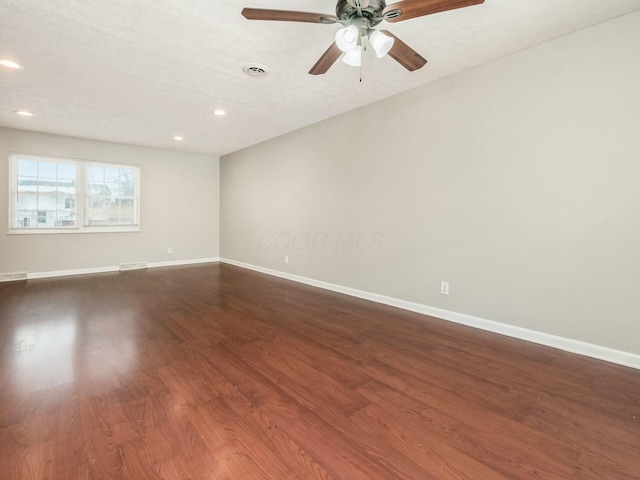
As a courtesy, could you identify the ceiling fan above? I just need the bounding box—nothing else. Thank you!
[242,0,485,75]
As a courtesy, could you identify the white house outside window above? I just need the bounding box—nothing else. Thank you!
[86,164,138,227]
[9,154,140,233]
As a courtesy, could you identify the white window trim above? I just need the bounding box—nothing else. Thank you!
[8,153,141,235]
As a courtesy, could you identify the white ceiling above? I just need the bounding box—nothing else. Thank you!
[1,0,639,157]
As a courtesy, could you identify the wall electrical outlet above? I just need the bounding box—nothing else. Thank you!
[167,247,173,254]
[440,281,449,296]
[285,255,289,264]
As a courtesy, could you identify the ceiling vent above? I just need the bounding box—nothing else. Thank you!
[0,272,28,282]
[242,63,270,77]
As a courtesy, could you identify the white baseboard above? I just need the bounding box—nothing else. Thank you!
[28,265,120,279]
[220,257,640,371]
[148,257,220,269]
[25,257,220,280]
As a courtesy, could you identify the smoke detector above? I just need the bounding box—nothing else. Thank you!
[242,63,270,77]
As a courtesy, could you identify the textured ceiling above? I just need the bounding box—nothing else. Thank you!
[1,0,639,156]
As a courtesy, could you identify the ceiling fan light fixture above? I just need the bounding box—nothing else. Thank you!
[369,30,394,58]
[342,48,362,67]
[335,25,359,53]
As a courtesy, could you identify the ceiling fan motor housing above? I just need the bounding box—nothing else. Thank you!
[336,0,386,26]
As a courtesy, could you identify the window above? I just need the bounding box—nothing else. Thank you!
[13,156,77,229]
[9,154,140,233]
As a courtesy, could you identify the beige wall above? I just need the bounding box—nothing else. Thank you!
[0,127,219,273]
[221,11,640,355]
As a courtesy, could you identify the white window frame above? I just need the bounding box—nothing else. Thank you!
[8,153,141,234]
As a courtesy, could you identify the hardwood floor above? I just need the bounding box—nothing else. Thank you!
[0,263,638,479]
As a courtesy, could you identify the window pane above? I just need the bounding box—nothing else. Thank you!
[115,198,135,224]
[18,176,38,193]
[57,178,75,194]
[85,208,107,225]
[86,197,136,226]
[55,210,76,227]
[55,196,76,226]
[16,194,36,227]
[88,166,105,184]
[57,163,75,180]
[38,161,57,180]
[17,159,38,177]
[17,194,37,211]
[16,213,36,228]
[36,196,56,228]
[104,167,119,185]
[119,170,136,196]
[37,179,60,194]
[86,164,137,227]
[13,157,77,229]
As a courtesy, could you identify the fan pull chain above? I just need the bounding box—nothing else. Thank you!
[360,44,365,83]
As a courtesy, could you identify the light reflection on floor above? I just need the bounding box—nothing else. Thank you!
[12,318,77,393]
[10,314,139,395]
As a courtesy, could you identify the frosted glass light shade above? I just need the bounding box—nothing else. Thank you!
[342,48,362,67]
[335,25,359,53]
[369,30,394,58]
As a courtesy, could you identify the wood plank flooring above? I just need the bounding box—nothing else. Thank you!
[0,263,638,479]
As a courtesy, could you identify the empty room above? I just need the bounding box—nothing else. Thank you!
[1,0,639,478]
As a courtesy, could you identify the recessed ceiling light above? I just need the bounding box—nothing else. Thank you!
[174,136,184,141]
[214,109,226,116]
[15,110,33,117]
[0,59,24,70]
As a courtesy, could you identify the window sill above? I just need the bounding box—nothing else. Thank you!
[7,226,141,235]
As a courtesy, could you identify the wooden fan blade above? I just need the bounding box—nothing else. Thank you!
[309,43,342,75]
[383,0,484,23]
[381,31,427,71]
[242,8,337,24]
